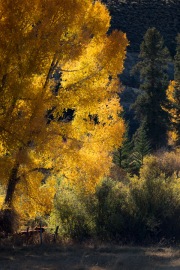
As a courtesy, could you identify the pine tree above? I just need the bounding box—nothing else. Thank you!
[173,34,180,145]
[113,123,133,170]
[130,123,151,173]
[165,34,180,146]
[131,27,170,150]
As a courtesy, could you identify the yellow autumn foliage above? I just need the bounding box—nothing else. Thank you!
[164,80,180,146]
[0,0,128,220]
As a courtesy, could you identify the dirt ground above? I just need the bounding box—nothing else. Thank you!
[0,244,180,270]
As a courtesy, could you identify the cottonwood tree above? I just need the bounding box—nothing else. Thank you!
[0,0,128,232]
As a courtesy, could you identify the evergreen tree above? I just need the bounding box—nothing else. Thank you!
[113,123,133,170]
[131,27,170,150]
[130,123,151,173]
[165,34,180,146]
[174,34,180,82]
[173,34,180,145]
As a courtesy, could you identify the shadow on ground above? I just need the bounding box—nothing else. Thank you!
[0,245,180,270]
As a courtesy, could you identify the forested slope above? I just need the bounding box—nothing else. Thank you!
[102,0,180,54]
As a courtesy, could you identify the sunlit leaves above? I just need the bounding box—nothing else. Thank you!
[164,80,180,146]
[0,0,128,219]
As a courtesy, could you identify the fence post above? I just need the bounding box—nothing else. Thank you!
[26,226,29,245]
[54,226,59,243]
[40,221,43,245]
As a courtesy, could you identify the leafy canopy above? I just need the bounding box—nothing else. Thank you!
[0,0,128,219]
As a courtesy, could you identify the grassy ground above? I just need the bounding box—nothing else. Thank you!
[0,244,180,270]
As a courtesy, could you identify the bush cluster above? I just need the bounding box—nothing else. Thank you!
[49,150,180,244]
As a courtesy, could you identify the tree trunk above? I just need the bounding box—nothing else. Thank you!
[0,163,20,234]
[4,163,20,207]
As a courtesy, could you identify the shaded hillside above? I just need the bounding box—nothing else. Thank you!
[101,1,178,135]
[103,0,180,54]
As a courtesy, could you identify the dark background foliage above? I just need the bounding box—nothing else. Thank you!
[102,0,179,55]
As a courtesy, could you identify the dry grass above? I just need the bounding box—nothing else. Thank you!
[0,243,180,270]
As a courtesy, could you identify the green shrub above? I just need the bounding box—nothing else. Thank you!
[48,151,180,243]
[49,186,95,241]
[129,154,180,241]
[94,178,132,241]
[94,152,180,243]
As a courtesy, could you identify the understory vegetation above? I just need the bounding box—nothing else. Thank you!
[48,150,180,244]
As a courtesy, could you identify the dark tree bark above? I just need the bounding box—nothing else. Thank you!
[0,163,20,234]
[4,163,20,207]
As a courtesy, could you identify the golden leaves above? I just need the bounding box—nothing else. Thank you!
[164,80,180,145]
[0,0,128,214]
